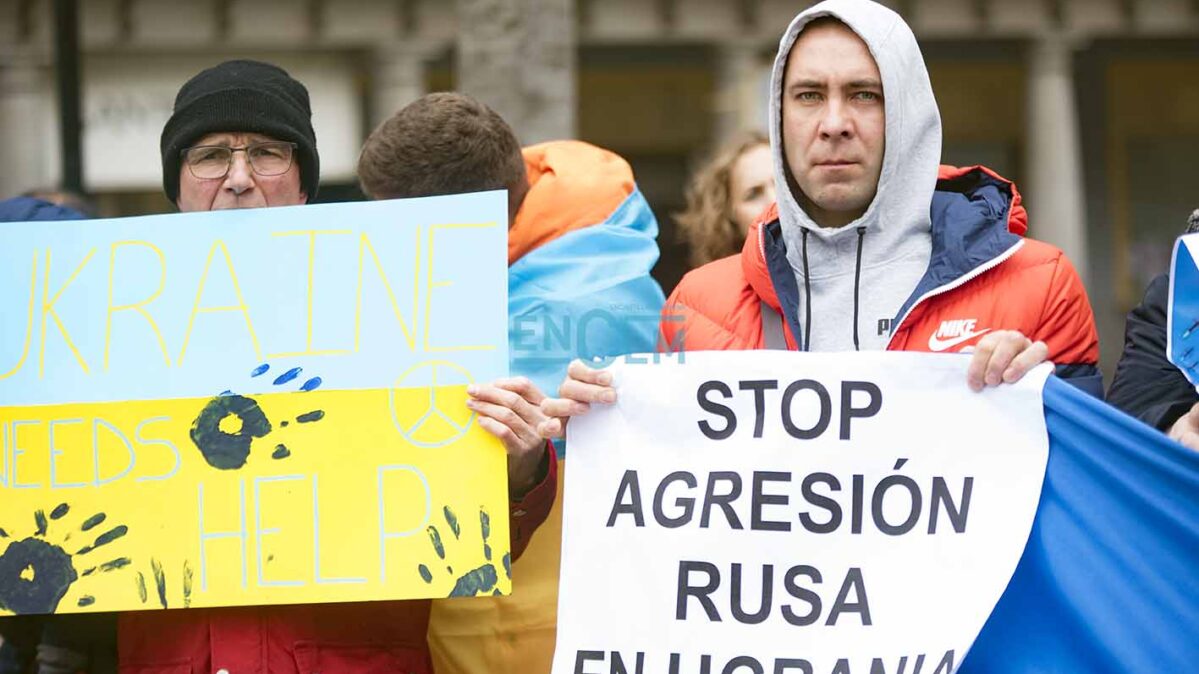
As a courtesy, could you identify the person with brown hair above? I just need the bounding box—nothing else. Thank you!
[357,93,664,403]
[359,91,665,674]
[358,92,528,221]
[675,130,774,266]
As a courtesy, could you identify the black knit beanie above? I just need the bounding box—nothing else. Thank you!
[161,59,319,202]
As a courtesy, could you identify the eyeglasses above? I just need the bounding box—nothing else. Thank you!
[182,141,297,180]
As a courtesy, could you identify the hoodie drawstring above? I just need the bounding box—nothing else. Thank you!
[801,228,812,352]
[800,226,867,352]
[853,226,866,351]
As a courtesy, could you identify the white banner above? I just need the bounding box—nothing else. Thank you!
[554,351,1051,674]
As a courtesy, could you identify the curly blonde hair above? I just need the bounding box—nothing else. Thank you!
[675,131,770,267]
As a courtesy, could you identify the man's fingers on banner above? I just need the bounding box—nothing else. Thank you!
[538,393,595,439]
[466,398,524,431]
[467,398,543,449]
[495,376,546,405]
[567,359,613,386]
[537,416,566,439]
[476,415,539,452]
[559,379,616,404]
[983,332,1027,387]
[1003,341,1050,384]
[969,330,1036,390]
[1177,433,1199,452]
[1171,423,1199,451]
[540,397,589,418]
[467,383,546,429]
[1169,402,1199,451]
[966,337,997,391]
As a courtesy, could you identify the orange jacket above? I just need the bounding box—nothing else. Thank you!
[507,140,637,264]
[662,165,1101,393]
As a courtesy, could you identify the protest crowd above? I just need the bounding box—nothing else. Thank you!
[0,0,1196,673]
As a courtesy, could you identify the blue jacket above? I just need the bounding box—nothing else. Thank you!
[0,197,86,222]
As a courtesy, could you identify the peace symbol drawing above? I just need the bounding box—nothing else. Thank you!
[389,360,476,448]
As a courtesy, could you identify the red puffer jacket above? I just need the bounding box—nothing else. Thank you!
[661,165,1101,394]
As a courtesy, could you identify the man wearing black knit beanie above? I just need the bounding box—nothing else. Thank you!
[159,59,319,211]
[122,60,444,674]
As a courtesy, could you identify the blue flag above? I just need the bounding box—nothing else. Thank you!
[964,376,1199,672]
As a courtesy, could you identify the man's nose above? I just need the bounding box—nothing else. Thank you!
[223,152,255,195]
[818,100,854,139]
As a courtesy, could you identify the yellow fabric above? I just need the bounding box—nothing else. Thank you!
[428,461,566,674]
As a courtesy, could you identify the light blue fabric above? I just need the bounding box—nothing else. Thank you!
[508,187,665,456]
[963,376,1199,672]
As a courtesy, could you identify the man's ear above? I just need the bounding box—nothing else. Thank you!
[299,191,309,205]
[507,175,530,228]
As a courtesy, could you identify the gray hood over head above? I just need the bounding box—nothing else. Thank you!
[768,0,942,351]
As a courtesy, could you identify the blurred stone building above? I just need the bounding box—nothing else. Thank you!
[2,0,1198,379]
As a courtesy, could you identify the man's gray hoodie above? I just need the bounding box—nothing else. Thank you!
[770,0,941,351]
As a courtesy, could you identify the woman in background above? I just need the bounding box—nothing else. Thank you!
[675,130,774,267]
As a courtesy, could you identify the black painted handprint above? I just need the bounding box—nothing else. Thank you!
[417,506,511,597]
[133,557,193,609]
[190,363,325,469]
[0,504,129,614]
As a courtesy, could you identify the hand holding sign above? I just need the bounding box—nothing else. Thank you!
[465,377,551,497]
[538,360,616,439]
[964,330,1050,392]
[1168,402,1199,451]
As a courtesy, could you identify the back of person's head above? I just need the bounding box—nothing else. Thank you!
[0,196,87,222]
[675,131,770,267]
[357,92,527,213]
[160,59,320,203]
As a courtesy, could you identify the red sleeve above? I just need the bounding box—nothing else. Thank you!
[508,440,558,561]
[1036,250,1100,367]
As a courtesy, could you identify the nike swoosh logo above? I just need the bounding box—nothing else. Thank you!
[927,328,991,352]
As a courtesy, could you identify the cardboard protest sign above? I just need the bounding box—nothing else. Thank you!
[555,351,1050,674]
[1168,233,1199,387]
[0,193,510,615]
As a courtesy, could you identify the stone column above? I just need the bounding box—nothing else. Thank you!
[1025,36,1088,282]
[368,45,430,132]
[713,42,768,146]
[455,0,575,144]
[0,49,55,197]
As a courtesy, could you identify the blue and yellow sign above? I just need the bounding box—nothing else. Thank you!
[0,193,510,614]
